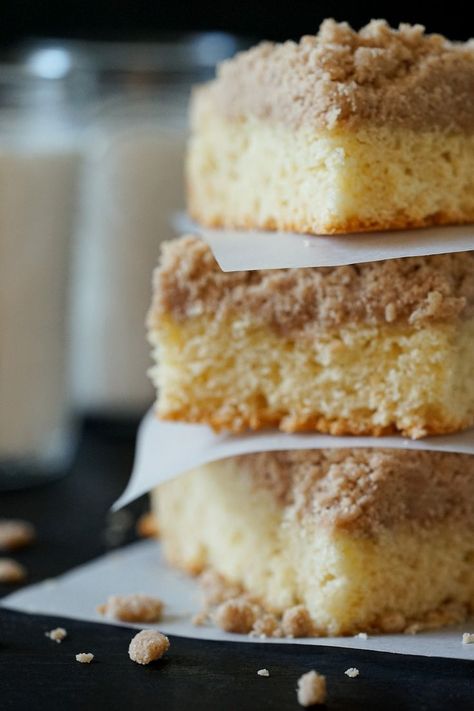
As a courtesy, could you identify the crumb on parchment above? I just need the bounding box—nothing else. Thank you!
[462,632,474,644]
[97,594,164,623]
[214,598,258,634]
[297,671,327,707]
[281,605,313,638]
[128,630,170,665]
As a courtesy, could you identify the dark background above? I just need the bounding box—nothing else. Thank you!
[1,1,471,49]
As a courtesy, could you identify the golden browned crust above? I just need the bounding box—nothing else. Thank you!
[198,19,474,133]
[150,236,474,335]
[188,193,474,236]
[155,405,469,440]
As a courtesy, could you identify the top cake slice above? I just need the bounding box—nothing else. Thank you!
[187,19,474,235]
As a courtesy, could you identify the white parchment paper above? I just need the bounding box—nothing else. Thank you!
[2,539,473,660]
[172,213,474,272]
[114,410,474,510]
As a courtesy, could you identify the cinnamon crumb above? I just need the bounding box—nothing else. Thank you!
[0,519,36,551]
[97,594,163,623]
[75,652,94,664]
[297,671,327,707]
[281,605,313,638]
[257,669,270,677]
[214,598,257,634]
[128,630,170,665]
[46,627,67,643]
[0,558,27,584]
[345,667,360,678]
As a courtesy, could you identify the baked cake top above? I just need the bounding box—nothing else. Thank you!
[195,19,474,132]
[150,236,474,334]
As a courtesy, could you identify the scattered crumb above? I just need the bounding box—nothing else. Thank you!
[355,632,368,640]
[281,605,313,638]
[0,558,27,584]
[0,519,36,551]
[297,671,327,707]
[128,630,170,665]
[345,667,359,678]
[462,632,474,644]
[97,594,163,623]
[136,512,159,538]
[251,613,282,638]
[198,569,243,607]
[46,627,67,643]
[75,652,94,664]
[214,598,257,634]
[257,668,270,677]
[192,610,208,627]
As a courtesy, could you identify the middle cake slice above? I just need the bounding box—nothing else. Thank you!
[148,235,474,439]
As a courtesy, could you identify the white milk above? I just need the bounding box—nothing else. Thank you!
[71,122,186,413]
[0,139,80,466]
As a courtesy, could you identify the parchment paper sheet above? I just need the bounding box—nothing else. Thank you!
[114,410,474,510]
[173,213,474,272]
[2,540,473,660]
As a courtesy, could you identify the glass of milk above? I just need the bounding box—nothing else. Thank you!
[68,35,246,417]
[0,60,82,488]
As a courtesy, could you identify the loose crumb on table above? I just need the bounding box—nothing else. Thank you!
[75,652,94,664]
[297,670,327,707]
[0,558,27,584]
[0,519,36,551]
[345,667,360,678]
[257,668,270,677]
[46,627,67,643]
[128,630,170,665]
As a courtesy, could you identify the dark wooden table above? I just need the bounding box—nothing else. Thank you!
[1,420,473,710]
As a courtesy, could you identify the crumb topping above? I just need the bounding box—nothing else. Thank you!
[0,519,36,551]
[0,558,27,584]
[75,652,94,664]
[128,630,170,665]
[151,236,474,336]
[196,19,474,132]
[236,448,474,534]
[46,628,67,643]
[297,670,327,707]
[97,594,164,623]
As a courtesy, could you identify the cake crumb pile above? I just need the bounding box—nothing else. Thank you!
[128,630,170,665]
[297,671,327,707]
[0,519,36,551]
[75,653,94,664]
[97,593,164,623]
[0,558,27,584]
[46,627,67,643]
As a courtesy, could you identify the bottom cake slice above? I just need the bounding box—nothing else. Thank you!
[152,449,474,636]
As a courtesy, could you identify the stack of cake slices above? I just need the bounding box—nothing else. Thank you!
[146,20,474,636]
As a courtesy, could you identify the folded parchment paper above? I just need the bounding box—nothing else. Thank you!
[2,540,473,660]
[114,410,474,510]
[172,213,474,272]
